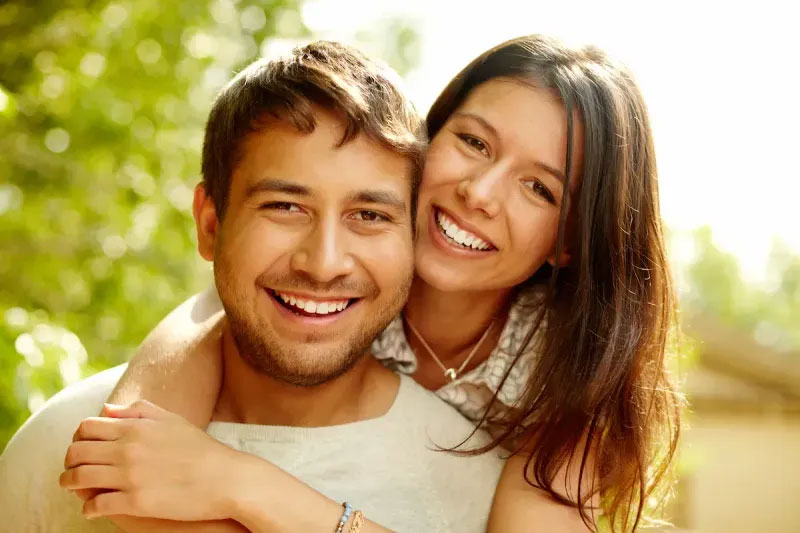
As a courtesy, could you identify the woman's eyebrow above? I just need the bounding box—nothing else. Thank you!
[453,112,566,182]
[536,162,566,184]
[451,111,499,138]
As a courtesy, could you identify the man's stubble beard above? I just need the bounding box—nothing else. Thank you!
[214,255,412,387]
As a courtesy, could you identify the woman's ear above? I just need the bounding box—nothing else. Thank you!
[548,203,579,268]
[193,183,218,261]
[546,248,572,268]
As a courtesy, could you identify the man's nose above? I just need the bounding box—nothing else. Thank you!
[289,218,355,283]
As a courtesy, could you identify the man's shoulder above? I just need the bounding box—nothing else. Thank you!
[394,375,500,452]
[6,364,126,449]
[391,376,504,530]
[396,375,473,425]
[0,364,126,532]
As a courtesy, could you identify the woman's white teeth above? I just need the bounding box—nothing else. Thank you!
[436,211,491,250]
[277,292,349,315]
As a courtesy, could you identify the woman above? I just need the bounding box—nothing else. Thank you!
[67,35,680,532]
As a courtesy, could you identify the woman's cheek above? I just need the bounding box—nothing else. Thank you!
[509,214,559,274]
[421,143,463,189]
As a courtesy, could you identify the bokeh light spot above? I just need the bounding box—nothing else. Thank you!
[136,39,163,64]
[240,6,267,32]
[79,52,107,77]
[44,128,70,153]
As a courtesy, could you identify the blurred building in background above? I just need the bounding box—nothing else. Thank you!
[672,313,800,532]
[1,1,797,531]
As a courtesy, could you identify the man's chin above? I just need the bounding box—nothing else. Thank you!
[232,326,368,386]
[248,351,366,387]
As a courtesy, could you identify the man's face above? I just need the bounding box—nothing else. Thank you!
[195,107,415,386]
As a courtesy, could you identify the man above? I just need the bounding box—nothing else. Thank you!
[0,42,503,531]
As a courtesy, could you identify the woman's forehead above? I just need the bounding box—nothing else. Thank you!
[453,78,584,186]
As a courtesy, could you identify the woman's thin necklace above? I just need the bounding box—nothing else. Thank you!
[404,315,495,382]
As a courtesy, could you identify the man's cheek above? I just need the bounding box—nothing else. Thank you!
[363,242,413,288]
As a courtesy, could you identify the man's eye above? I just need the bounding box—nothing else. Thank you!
[457,134,490,157]
[351,210,388,223]
[261,202,302,213]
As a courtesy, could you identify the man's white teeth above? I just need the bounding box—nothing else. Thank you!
[277,292,349,315]
[436,211,492,251]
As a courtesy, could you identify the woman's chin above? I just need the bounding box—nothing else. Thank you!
[413,256,480,293]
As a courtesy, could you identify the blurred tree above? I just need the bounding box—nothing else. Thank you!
[0,0,420,449]
[682,227,800,353]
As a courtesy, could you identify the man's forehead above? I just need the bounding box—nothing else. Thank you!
[233,119,413,202]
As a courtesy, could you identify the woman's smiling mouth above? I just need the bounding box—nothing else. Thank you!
[432,207,497,252]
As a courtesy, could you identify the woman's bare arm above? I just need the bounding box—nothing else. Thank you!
[108,287,224,427]
[488,445,598,533]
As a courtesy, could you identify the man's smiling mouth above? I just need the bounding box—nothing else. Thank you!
[269,290,357,318]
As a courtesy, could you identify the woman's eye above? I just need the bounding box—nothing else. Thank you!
[261,202,302,213]
[457,134,490,157]
[351,210,388,223]
[524,180,556,204]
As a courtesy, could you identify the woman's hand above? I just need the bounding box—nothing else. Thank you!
[60,400,392,532]
[59,400,251,522]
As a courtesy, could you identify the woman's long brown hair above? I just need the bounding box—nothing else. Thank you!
[428,36,682,531]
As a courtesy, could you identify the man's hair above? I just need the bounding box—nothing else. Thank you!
[202,41,428,219]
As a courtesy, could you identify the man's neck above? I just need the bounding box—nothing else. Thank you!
[213,325,399,427]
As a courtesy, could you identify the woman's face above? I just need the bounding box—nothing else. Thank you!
[414,78,584,292]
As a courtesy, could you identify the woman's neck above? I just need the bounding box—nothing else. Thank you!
[403,276,512,365]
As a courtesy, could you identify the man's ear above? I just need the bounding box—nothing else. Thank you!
[193,183,218,261]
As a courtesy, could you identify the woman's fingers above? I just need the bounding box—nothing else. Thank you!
[103,399,173,421]
[64,440,118,469]
[82,490,130,518]
[73,488,103,503]
[72,417,124,442]
[59,465,125,491]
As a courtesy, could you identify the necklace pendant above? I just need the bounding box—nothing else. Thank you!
[444,368,457,381]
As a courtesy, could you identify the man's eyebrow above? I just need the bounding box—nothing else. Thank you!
[348,190,407,211]
[245,178,311,197]
[451,111,499,138]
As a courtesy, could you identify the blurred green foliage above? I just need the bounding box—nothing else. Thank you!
[0,0,420,449]
[682,227,800,353]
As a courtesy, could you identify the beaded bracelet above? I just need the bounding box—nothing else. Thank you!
[335,502,353,533]
[348,510,364,533]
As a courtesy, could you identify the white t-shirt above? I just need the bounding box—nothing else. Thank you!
[0,364,504,532]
